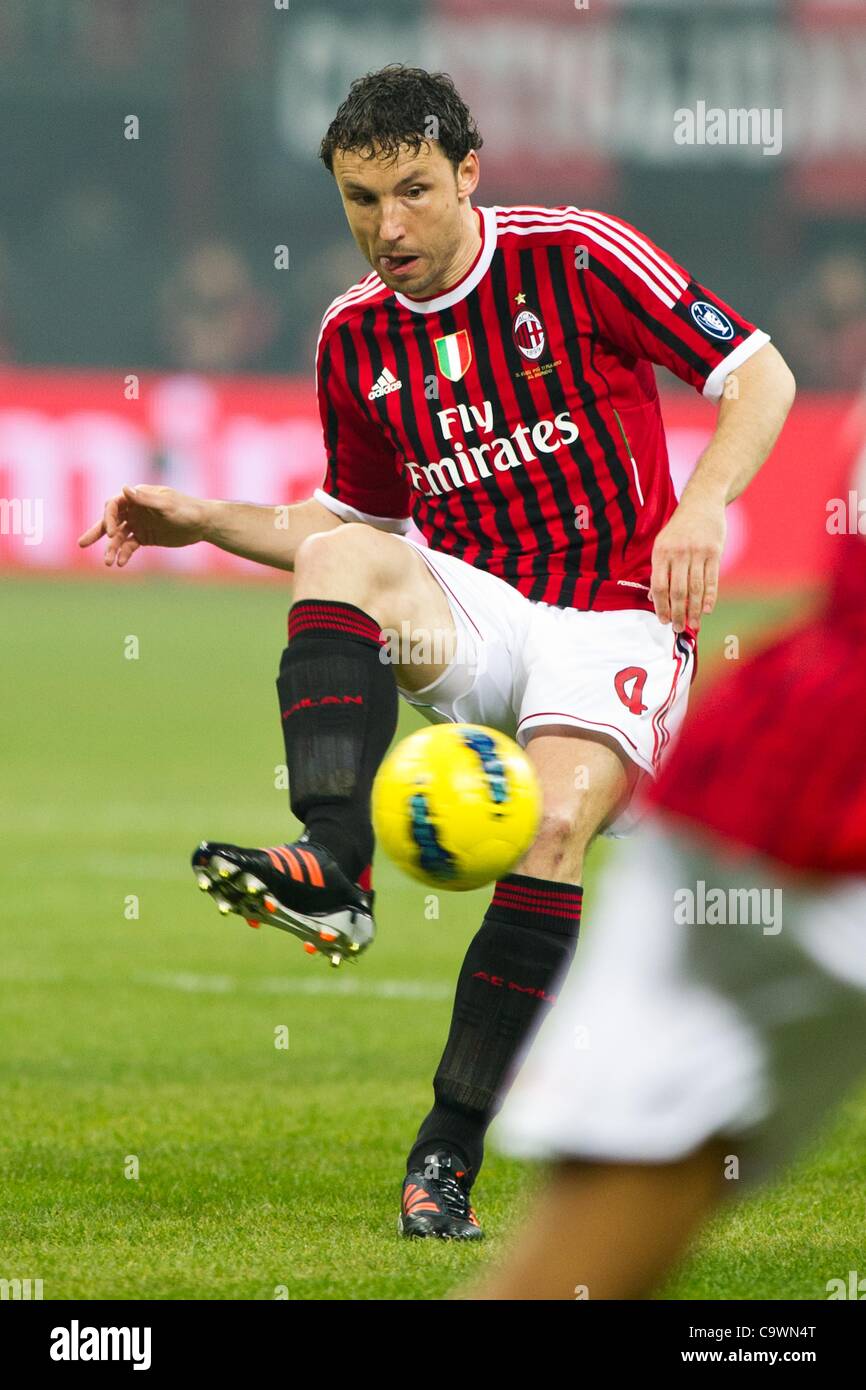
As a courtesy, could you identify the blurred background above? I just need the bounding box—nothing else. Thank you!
[0,0,864,375]
[0,0,864,585]
[2,0,866,1301]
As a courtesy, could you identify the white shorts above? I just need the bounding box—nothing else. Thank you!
[492,821,866,1190]
[393,536,695,795]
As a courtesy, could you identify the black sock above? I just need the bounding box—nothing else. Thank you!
[407,873,583,1182]
[276,598,397,882]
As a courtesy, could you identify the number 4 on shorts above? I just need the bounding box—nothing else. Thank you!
[615,666,648,715]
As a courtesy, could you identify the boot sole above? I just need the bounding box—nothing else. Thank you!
[194,851,375,967]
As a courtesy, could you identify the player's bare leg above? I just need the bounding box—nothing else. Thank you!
[193,521,458,962]
[292,521,458,692]
[401,727,641,1239]
[463,1140,729,1300]
[516,727,642,883]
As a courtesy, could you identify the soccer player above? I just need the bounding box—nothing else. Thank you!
[469,498,866,1297]
[79,64,795,1240]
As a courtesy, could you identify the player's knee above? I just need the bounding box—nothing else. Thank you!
[292,523,449,641]
[294,522,390,604]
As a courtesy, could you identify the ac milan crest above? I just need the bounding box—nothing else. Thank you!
[512,308,546,361]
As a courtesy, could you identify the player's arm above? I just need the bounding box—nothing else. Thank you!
[78,489,343,572]
[79,317,412,570]
[574,208,795,632]
[204,494,344,568]
[80,316,410,571]
[652,341,795,631]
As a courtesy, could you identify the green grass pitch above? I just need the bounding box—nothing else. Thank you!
[2,572,864,1300]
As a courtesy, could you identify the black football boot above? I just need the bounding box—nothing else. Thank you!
[398,1151,484,1240]
[191,832,374,967]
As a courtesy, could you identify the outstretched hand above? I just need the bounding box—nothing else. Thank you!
[77,484,208,568]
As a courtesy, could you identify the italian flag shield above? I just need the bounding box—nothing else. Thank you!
[434,330,472,382]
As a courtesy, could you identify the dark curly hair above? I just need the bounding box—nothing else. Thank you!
[319,63,482,176]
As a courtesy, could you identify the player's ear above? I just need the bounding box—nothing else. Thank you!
[457,150,480,197]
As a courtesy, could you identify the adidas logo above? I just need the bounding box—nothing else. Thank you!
[368,367,403,400]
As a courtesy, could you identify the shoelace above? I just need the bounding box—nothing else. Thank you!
[435,1172,471,1220]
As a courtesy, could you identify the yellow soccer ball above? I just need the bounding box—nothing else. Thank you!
[372,723,542,891]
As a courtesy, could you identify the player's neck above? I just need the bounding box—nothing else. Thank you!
[427,203,482,297]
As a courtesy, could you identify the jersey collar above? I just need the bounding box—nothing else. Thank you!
[393,205,497,315]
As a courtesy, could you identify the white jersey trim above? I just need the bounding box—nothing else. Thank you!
[569,211,688,298]
[318,271,381,340]
[499,212,679,310]
[702,329,771,403]
[314,274,385,377]
[498,205,688,306]
[313,278,388,402]
[313,487,412,534]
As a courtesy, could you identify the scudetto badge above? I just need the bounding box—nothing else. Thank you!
[434,330,473,381]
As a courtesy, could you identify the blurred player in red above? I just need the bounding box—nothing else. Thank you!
[471,445,866,1298]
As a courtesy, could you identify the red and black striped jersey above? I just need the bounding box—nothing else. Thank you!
[647,533,866,874]
[314,204,768,613]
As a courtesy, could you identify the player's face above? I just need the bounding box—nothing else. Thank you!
[333,141,479,296]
